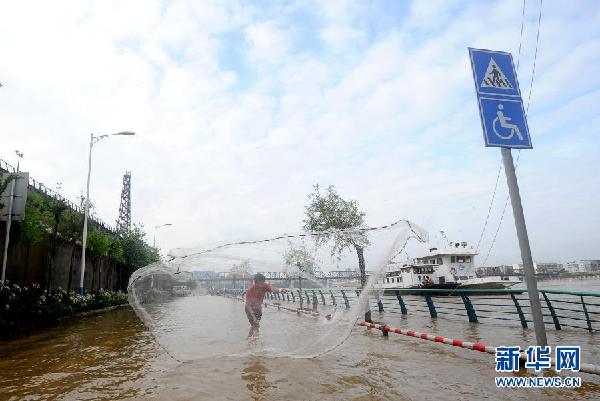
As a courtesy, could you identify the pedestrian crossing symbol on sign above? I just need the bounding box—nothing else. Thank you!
[469,48,521,98]
[481,58,513,89]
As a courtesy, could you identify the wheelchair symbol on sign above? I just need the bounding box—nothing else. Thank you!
[493,104,523,140]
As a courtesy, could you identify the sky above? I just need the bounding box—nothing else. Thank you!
[0,0,599,268]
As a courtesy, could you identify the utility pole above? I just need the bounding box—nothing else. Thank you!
[501,148,547,346]
[1,151,23,284]
[297,262,303,310]
[79,131,135,295]
[469,48,547,346]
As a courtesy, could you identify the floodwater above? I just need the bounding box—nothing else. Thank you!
[1,279,600,401]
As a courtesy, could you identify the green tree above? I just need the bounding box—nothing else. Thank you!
[303,184,370,287]
[41,196,68,290]
[230,260,252,276]
[58,209,84,292]
[87,229,111,292]
[19,205,45,283]
[119,224,160,289]
[230,260,252,289]
[283,242,321,277]
[109,238,125,263]
[0,173,18,210]
[105,236,124,290]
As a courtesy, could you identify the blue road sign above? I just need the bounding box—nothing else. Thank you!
[469,47,532,149]
[478,97,532,148]
[469,48,521,98]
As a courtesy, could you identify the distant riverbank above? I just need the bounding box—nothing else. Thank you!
[516,276,600,292]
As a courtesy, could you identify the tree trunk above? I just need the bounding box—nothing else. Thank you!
[90,258,96,293]
[24,243,31,284]
[98,258,102,291]
[355,245,366,288]
[46,221,59,291]
[107,263,112,291]
[67,245,76,292]
[355,245,371,323]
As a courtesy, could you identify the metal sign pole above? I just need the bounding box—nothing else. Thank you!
[469,47,545,346]
[501,147,547,347]
[1,179,15,284]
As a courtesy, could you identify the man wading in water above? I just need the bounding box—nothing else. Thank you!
[245,273,287,338]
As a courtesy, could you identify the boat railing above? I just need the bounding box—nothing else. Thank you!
[220,287,600,333]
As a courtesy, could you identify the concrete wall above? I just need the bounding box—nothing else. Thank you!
[0,223,126,292]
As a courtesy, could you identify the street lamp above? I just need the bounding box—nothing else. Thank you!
[79,131,135,295]
[15,150,23,172]
[153,223,173,247]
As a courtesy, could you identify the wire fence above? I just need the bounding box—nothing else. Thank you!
[0,157,117,234]
[221,287,600,334]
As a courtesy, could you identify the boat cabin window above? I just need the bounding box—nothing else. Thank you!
[451,256,456,263]
[386,278,390,283]
[429,259,435,264]
[437,258,442,265]
[466,256,471,263]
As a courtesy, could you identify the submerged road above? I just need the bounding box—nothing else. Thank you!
[2,280,600,400]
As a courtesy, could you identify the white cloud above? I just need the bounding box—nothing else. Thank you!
[245,20,291,66]
[0,0,599,268]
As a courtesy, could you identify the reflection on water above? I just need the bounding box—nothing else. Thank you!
[0,308,175,401]
[0,279,599,401]
[526,278,600,292]
[241,358,272,400]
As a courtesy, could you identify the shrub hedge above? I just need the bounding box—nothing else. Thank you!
[0,281,128,339]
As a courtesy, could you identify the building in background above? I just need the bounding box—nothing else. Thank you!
[511,263,532,274]
[477,265,514,276]
[192,271,218,280]
[536,262,563,275]
[511,262,563,275]
[566,260,600,273]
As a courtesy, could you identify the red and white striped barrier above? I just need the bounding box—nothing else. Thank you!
[359,320,495,354]
[225,293,321,317]
[224,293,600,376]
[265,301,321,317]
[359,321,600,376]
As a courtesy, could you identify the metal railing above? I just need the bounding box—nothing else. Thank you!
[1,157,117,234]
[220,287,600,333]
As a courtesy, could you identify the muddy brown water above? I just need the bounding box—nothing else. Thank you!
[1,279,600,400]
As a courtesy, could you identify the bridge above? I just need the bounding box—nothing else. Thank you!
[193,270,363,283]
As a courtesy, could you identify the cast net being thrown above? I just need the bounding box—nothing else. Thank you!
[128,219,428,361]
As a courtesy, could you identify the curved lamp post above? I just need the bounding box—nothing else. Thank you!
[153,223,173,247]
[79,132,135,295]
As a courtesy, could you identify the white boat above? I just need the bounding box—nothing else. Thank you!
[172,285,193,296]
[374,242,520,291]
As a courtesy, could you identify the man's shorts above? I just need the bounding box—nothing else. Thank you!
[245,306,262,328]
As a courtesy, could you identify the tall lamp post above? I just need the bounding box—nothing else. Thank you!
[79,132,135,295]
[153,223,173,247]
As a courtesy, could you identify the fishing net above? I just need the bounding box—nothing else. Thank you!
[128,219,428,361]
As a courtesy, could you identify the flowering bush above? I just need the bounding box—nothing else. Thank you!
[0,282,128,339]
